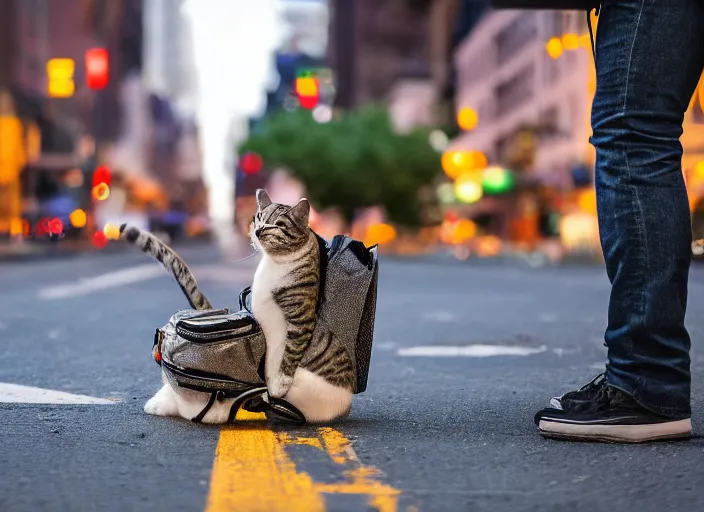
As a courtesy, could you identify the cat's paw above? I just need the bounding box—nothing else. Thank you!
[144,386,179,417]
[267,373,294,399]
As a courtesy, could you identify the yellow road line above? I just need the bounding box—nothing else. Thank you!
[205,410,402,512]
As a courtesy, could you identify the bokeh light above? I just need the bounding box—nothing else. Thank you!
[546,37,563,59]
[240,152,263,175]
[69,209,87,228]
[428,130,449,152]
[481,166,515,194]
[92,183,110,201]
[47,218,64,236]
[577,189,597,215]
[441,150,487,180]
[437,182,456,204]
[562,33,579,51]
[560,213,599,252]
[92,231,108,249]
[454,174,483,204]
[452,219,477,244]
[457,107,478,131]
[313,104,333,123]
[103,223,121,240]
[35,218,49,237]
[475,236,502,257]
[695,160,704,178]
[579,34,591,49]
[364,223,397,247]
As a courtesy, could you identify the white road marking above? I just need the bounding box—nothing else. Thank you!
[397,344,548,357]
[36,262,257,300]
[0,383,116,404]
[37,264,166,300]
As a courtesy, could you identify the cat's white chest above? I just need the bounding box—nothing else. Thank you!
[251,254,290,381]
[252,255,288,307]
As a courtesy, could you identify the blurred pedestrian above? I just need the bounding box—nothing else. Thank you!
[535,1,704,443]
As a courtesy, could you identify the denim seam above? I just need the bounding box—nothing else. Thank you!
[621,0,650,333]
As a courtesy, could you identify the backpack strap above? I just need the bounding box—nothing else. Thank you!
[226,387,269,423]
[191,391,222,423]
[190,386,268,424]
[266,396,306,425]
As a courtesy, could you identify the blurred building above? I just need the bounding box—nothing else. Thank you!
[279,0,329,58]
[449,8,704,253]
[141,0,201,191]
[0,0,142,202]
[327,0,431,110]
[450,9,594,181]
[451,8,704,183]
[142,0,195,112]
[326,0,491,131]
[0,0,143,147]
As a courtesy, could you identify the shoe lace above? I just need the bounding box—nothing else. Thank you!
[578,372,605,392]
[593,383,613,404]
[565,380,614,414]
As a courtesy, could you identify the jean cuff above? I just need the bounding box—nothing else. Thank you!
[605,371,691,420]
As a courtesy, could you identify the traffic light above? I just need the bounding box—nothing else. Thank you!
[240,152,263,175]
[92,165,111,201]
[85,48,109,90]
[295,71,319,110]
[47,58,75,98]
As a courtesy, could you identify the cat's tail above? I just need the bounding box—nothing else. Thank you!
[119,224,214,310]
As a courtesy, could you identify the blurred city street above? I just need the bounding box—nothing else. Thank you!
[3,247,704,512]
[2,0,704,510]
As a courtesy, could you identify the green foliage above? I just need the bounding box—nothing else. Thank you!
[239,106,442,227]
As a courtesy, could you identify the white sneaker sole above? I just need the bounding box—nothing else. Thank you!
[538,418,692,443]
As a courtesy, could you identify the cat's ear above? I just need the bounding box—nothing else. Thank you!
[256,189,272,209]
[289,198,310,224]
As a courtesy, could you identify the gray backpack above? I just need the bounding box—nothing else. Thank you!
[152,234,379,424]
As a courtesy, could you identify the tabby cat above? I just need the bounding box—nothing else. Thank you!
[250,189,354,422]
[120,190,355,423]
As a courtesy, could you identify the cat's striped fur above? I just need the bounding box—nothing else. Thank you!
[251,189,355,422]
[118,223,213,310]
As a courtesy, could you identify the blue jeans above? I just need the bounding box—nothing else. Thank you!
[592,0,704,418]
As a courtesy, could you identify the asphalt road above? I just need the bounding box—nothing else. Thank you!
[3,244,704,512]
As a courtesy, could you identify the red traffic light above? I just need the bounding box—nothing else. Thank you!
[299,95,319,109]
[85,48,109,90]
[92,165,111,187]
[240,152,263,175]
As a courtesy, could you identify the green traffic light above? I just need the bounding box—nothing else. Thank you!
[481,166,515,194]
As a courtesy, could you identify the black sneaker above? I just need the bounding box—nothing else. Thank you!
[548,372,606,409]
[535,386,692,443]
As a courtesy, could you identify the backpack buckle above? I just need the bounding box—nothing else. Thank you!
[153,328,165,365]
